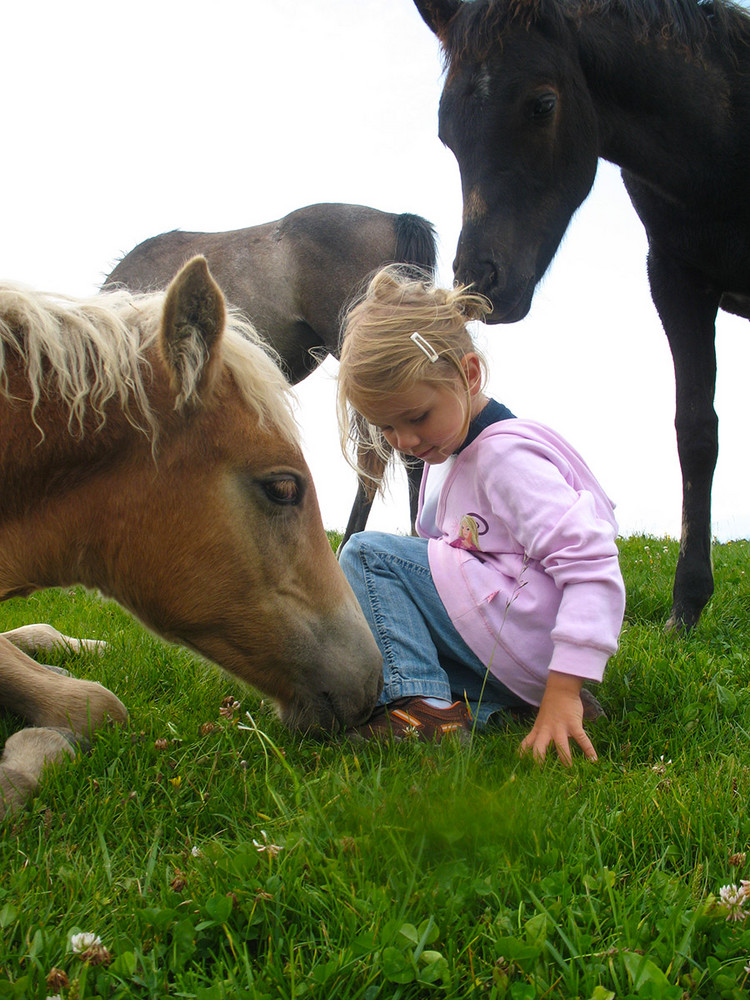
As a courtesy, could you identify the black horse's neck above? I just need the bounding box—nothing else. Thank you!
[574,12,743,201]
[537,0,749,215]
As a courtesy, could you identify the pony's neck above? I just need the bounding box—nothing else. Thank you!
[576,18,737,200]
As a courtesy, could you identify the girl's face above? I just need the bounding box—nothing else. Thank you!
[361,354,486,465]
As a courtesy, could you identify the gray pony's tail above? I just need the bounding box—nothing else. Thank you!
[394,213,438,280]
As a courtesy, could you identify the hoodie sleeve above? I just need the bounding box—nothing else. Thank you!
[484,436,626,682]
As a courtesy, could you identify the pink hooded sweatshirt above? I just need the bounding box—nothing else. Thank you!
[417,419,626,706]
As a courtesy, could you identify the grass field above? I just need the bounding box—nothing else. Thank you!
[1,534,749,999]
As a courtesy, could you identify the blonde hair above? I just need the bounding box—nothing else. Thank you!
[337,265,491,485]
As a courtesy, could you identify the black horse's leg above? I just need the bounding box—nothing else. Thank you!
[338,415,382,554]
[647,250,720,630]
[339,480,375,554]
[404,456,424,535]
[338,456,423,555]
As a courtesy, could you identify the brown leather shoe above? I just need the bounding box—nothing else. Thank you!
[346,697,472,744]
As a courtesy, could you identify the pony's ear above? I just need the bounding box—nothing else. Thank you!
[160,256,226,409]
[413,0,461,38]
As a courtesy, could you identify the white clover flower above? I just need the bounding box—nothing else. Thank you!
[719,883,749,922]
[253,830,283,858]
[191,845,201,857]
[70,931,102,953]
[651,755,673,775]
[219,697,241,719]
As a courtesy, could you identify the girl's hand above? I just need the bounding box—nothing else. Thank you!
[519,671,597,765]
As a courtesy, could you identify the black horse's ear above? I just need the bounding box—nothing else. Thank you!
[414,0,462,37]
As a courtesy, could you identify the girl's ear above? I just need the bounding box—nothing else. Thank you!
[461,352,484,396]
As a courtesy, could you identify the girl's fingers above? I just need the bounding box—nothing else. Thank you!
[574,731,598,761]
[555,739,573,766]
[520,727,598,765]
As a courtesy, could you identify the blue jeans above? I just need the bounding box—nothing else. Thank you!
[339,532,529,726]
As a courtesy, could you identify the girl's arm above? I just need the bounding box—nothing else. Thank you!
[483,436,624,764]
[519,670,597,765]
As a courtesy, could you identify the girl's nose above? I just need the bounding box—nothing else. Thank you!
[387,427,420,453]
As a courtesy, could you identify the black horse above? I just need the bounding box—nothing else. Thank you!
[413,0,750,629]
[106,202,437,545]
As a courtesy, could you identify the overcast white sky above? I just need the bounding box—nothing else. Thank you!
[3,0,748,541]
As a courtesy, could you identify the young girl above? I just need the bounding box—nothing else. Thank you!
[337,267,626,765]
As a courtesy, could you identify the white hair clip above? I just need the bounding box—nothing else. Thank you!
[410,331,439,362]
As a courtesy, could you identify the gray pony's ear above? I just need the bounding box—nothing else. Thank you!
[413,0,462,37]
[160,256,226,409]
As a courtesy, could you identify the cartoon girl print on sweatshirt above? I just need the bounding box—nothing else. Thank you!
[449,513,489,551]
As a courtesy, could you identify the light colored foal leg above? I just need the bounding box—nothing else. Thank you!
[0,635,127,737]
[2,623,108,658]
[0,728,77,821]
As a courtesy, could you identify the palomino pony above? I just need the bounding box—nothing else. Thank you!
[0,256,382,818]
[413,0,750,629]
[105,202,438,544]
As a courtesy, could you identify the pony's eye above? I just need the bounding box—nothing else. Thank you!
[262,476,301,506]
[531,92,557,120]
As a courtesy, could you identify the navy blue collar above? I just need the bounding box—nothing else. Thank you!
[457,397,515,453]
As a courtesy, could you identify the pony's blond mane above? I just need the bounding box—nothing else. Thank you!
[0,282,298,444]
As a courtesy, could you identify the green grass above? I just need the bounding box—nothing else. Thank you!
[1,535,750,999]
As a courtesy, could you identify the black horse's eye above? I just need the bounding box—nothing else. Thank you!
[262,475,301,506]
[531,92,557,120]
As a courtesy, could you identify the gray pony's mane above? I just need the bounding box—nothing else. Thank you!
[0,282,298,443]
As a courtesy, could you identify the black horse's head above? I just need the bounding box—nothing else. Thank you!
[414,0,599,322]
